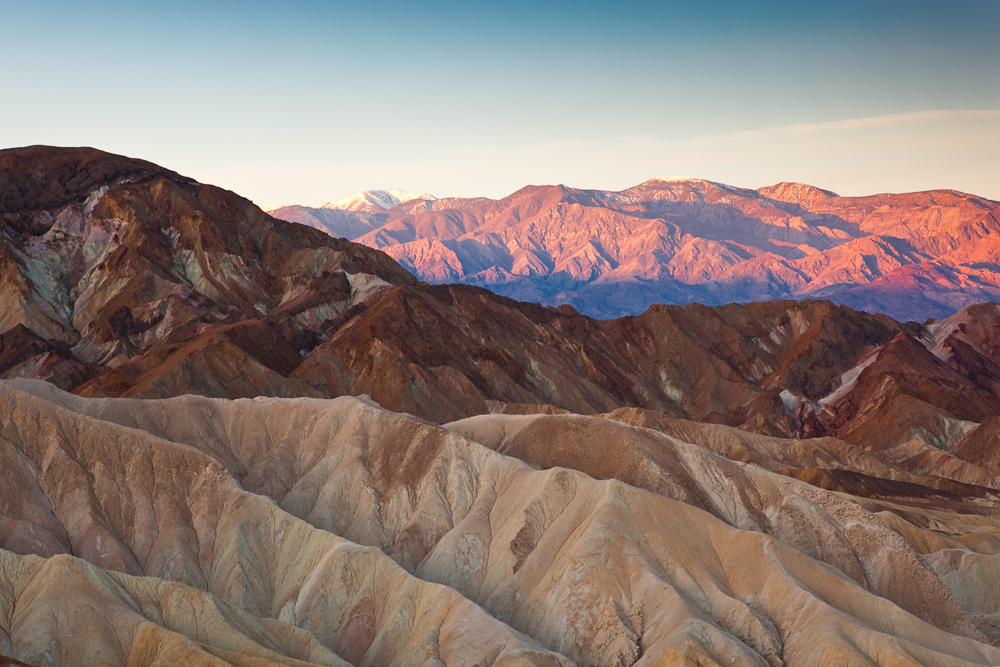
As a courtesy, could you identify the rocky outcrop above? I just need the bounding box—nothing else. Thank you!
[0,145,416,398]
[291,289,907,429]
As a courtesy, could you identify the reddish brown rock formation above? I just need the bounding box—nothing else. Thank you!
[0,145,415,398]
[291,286,909,426]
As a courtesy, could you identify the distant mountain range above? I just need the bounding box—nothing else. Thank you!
[270,179,1000,321]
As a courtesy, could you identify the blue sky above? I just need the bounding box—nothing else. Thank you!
[1,1,997,205]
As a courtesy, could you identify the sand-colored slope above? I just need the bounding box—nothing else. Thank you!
[0,382,569,667]
[9,381,1000,666]
[0,549,349,667]
[444,413,991,635]
[601,406,1000,495]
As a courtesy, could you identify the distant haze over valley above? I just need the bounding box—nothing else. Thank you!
[269,179,1000,322]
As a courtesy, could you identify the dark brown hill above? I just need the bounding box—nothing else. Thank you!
[289,286,905,426]
[0,145,415,397]
[0,145,186,214]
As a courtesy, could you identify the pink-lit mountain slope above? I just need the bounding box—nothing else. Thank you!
[270,179,1000,321]
[266,189,436,242]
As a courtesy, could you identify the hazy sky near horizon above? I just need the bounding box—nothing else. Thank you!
[2,0,998,205]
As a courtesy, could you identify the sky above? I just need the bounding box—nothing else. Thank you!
[1,0,998,206]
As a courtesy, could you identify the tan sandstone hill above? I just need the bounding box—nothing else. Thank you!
[4,380,1000,666]
[0,381,570,667]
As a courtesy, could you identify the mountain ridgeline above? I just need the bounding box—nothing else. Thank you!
[271,178,1000,322]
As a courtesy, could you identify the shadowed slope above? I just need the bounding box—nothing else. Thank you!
[0,145,415,401]
[291,288,903,427]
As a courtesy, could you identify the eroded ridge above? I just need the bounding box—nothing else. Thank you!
[3,381,1000,667]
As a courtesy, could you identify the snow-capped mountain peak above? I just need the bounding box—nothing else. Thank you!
[321,189,437,213]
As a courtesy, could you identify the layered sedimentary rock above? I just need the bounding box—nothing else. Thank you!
[0,381,569,667]
[0,145,415,394]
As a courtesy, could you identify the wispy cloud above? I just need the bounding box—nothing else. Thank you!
[226,108,1000,205]
[698,110,1000,143]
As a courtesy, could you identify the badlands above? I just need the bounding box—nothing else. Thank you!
[1,147,1000,666]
